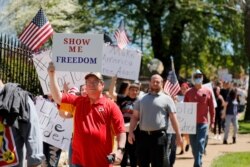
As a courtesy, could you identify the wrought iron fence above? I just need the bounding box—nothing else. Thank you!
[0,33,42,95]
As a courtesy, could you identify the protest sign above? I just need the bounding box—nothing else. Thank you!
[52,33,103,72]
[203,82,217,108]
[167,102,197,134]
[35,97,73,150]
[102,45,142,80]
[33,49,86,95]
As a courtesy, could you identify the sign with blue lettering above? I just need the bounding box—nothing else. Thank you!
[33,49,87,95]
[52,33,103,72]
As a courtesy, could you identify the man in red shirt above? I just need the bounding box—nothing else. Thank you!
[184,70,215,167]
[47,62,126,167]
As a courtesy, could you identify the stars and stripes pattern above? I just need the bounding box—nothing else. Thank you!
[19,8,53,52]
[163,70,180,97]
[114,20,129,49]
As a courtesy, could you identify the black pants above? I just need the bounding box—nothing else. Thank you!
[136,130,171,167]
[121,132,138,167]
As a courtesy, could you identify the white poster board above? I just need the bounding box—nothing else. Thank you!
[33,49,87,95]
[35,97,73,151]
[167,102,197,134]
[203,82,217,108]
[52,33,103,72]
[102,45,142,80]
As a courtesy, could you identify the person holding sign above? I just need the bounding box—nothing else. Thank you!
[47,62,126,167]
[184,70,215,167]
[128,74,182,167]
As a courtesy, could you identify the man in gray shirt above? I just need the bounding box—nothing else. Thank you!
[128,74,182,167]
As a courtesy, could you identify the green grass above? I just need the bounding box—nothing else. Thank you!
[238,121,250,134]
[210,152,250,167]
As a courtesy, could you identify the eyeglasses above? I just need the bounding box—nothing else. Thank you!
[194,75,202,79]
[85,81,100,86]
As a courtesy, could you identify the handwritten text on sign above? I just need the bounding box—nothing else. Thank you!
[35,97,73,151]
[102,45,142,80]
[52,33,103,72]
[33,49,87,95]
[167,102,197,134]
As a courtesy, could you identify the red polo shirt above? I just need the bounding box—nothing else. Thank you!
[60,94,125,167]
[184,87,215,124]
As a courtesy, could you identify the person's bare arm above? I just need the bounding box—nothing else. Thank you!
[169,112,183,146]
[108,76,118,101]
[128,109,139,144]
[47,62,62,104]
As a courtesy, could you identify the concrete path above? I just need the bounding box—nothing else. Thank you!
[174,133,250,167]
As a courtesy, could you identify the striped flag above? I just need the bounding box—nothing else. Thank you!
[18,8,53,52]
[114,20,129,49]
[163,57,180,97]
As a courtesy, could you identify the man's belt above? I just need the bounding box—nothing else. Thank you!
[140,129,166,135]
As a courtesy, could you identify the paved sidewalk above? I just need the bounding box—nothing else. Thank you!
[174,133,250,167]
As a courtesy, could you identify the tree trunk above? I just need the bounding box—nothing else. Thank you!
[244,0,250,121]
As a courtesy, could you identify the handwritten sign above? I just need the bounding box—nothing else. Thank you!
[167,102,197,134]
[102,45,142,80]
[52,33,103,72]
[35,97,73,151]
[32,49,87,95]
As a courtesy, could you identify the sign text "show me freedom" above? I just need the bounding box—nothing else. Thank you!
[52,33,103,72]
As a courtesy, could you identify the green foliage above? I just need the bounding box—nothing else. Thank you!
[211,152,250,167]
[2,0,247,80]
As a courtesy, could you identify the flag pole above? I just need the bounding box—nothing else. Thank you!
[170,56,175,72]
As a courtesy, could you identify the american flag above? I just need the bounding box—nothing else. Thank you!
[163,70,180,97]
[114,20,129,49]
[19,8,53,52]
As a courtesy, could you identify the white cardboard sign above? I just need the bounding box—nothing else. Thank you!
[52,33,103,72]
[35,97,73,151]
[167,102,197,134]
[32,49,87,95]
[102,45,142,80]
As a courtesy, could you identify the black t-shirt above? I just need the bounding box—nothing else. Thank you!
[117,94,137,123]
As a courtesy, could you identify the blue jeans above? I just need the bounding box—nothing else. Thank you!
[223,115,238,141]
[189,123,208,167]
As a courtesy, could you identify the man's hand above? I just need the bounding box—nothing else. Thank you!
[47,62,55,74]
[128,132,135,144]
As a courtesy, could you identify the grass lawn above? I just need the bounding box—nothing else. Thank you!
[238,121,250,134]
[210,152,250,167]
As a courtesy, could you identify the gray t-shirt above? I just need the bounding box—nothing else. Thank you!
[134,91,176,131]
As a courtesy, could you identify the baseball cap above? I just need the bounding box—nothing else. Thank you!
[129,83,140,89]
[68,87,79,94]
[194,69,202,75]
[85,72,103,81]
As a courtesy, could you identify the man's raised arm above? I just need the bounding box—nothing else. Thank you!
[47,62,62,104]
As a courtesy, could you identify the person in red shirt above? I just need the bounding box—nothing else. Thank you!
[184,70,215,167]
[47,62,126,167]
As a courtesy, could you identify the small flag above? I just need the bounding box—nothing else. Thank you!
[114,20,129,49]
[163,57,180,97]
[18,8,53,52]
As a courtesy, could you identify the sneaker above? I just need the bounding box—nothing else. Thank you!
[185,144,190,152]
[218,135,222,141]
[232,137,236,144]
[223,140,228,144]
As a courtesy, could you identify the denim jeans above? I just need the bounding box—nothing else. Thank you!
[12,97,45,167]
[223,115,238,141]
[189,123,208,167]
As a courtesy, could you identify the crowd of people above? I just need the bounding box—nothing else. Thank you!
[0,64,247,167]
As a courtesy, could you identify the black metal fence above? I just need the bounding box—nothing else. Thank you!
[0,33,42,95]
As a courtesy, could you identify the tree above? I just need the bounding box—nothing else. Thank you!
[243,0,250,121]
